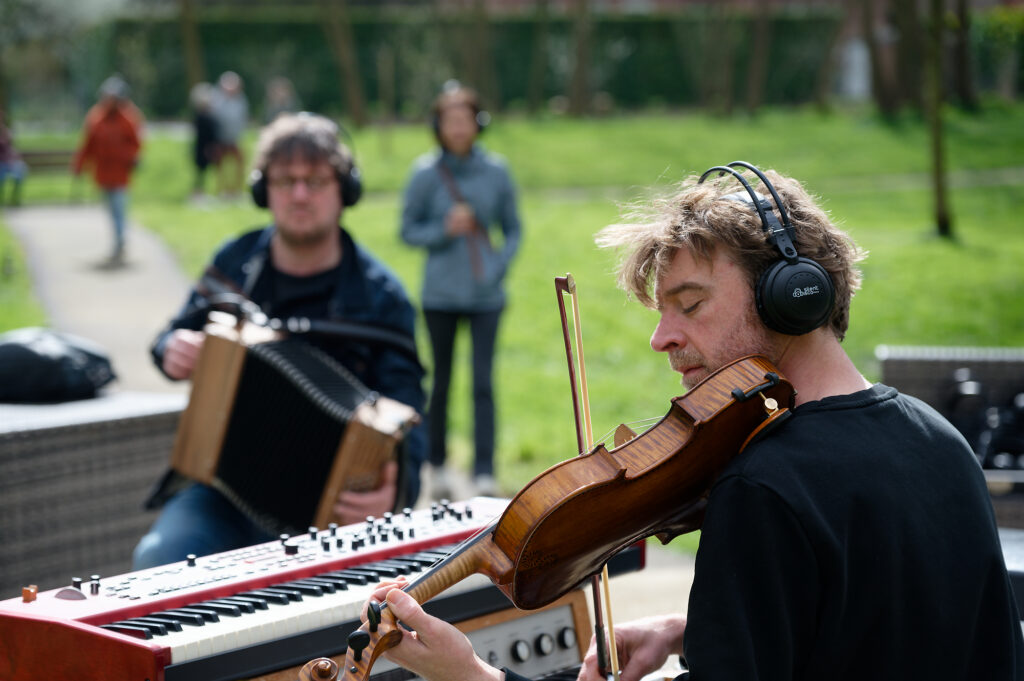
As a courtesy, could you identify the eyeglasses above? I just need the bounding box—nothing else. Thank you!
[266,174,336,192]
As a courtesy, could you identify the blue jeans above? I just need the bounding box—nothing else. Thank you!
[424,307,502,477]
[103,187,128,253]
[132,483,276,570]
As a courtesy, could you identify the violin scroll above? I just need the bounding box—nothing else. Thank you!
[299,657,340,681]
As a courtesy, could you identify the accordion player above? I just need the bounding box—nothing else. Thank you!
[167,311,421,536]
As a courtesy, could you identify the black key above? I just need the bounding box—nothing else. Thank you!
[389,556,433,570]
[131,616,180,633]
[307,574,350,590]
[100,623,152,639]
[326,570,369,585]
[151,610,205,626]
[374,560,413,575]
[290,577,337,593]
[218,595,265,611]
[194,600,243,617]
[237,590,290,606]
[277,580,325,597]
[170,606,220,623]
[259,586,303,602]
[345,565,400,579]
[116,618,167,636]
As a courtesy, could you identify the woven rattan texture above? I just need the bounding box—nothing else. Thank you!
[0,410,179,598]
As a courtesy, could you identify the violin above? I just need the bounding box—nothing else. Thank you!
[300,353,795,681]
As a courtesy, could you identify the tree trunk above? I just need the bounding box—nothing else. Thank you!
[708,2,738,116]
[952,0,978,110]
[319,0,368,126]
[527,0,550,114]
[745,0,773,115]
[891,0,924,111]
[815,1,857,113]
[925,0,953,238]
[470,0,498,107]
[568,0,591,117]
[861,0,899,119]
[179,0,205,89]
[0,68,8,113]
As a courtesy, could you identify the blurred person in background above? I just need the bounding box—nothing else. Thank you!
[189,82,219,203]
[72,74,143,265]
[0,109,27,206]
[400,82,521,499]
[211,70,249,198]
[263,76,299,123]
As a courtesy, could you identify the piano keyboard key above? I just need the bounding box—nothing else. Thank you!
[152,556,489,663]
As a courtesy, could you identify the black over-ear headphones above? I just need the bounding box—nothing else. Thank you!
[698,161,835,336]
[250,165,362,209]
[249,114,363,209]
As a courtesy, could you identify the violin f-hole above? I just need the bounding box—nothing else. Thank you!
[731,372,780,403]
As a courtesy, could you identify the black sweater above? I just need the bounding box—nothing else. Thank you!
[684,384,1023,680]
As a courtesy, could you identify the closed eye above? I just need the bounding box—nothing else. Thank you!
[682,300,702,315]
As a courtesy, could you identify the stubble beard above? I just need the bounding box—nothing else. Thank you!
[670,307,779,391]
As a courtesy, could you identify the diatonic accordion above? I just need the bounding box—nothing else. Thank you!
[170,315,418,535]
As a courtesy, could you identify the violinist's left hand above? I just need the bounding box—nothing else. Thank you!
[332,461,399,526]
[368,580,504,681]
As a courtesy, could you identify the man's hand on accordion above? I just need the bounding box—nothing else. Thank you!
[163,329,206,380]
[333,461,400,526]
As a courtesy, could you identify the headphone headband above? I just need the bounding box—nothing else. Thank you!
[697,161,835,335]
[698,163,797,264]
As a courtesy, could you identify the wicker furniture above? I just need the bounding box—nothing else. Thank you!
[0,392,184,599]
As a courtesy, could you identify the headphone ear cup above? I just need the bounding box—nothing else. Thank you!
[250,169,268,208]
[756,257,836,336]
[475,110,490,134]
[340,165,362,207]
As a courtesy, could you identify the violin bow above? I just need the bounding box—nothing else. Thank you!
[555,274,621,681]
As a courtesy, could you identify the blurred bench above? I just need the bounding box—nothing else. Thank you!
[14,149,82,203]
[20,149,75,174]
[0,391,185,599]
[876,345,1024,527]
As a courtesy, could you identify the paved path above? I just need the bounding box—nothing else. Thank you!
[5,204,190,395]
[6,202,696,652]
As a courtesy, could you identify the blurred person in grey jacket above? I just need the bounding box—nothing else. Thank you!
[400,82,521,499]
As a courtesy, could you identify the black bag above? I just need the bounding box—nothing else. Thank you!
[0,327,116,402]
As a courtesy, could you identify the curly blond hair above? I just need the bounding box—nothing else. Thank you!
[596,167,866,340]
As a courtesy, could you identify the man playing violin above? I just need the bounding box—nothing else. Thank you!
[363,164,1024,681]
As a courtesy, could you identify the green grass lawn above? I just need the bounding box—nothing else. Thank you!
[4,103,1023,544]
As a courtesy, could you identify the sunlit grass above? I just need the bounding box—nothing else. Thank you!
[4,103,1023,558]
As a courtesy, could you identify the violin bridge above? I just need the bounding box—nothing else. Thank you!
[613,424,638,447]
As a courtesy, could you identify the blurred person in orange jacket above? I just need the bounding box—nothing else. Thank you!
[73,74,143,265]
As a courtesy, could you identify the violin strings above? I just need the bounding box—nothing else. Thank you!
[594,416,662,448]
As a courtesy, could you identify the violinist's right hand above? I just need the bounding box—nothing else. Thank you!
[367,580,505,681]
[577,614,687,681]
[162,328,206,380]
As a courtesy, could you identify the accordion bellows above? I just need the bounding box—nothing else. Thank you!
[170,316,418,535]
